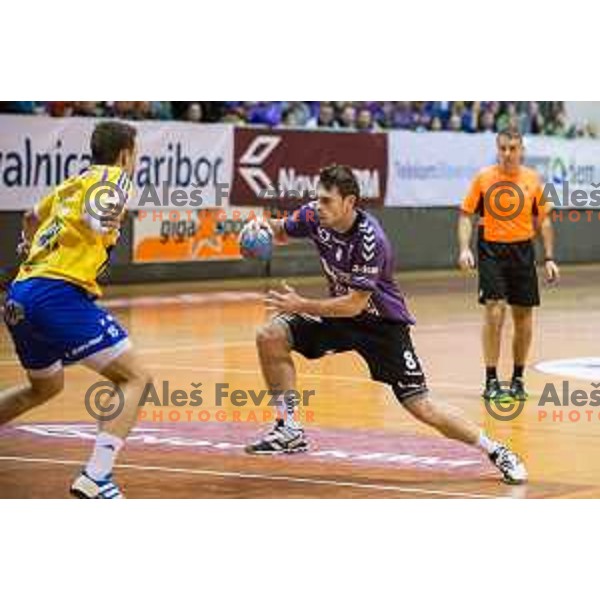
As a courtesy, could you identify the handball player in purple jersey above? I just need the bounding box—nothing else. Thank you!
[241,164,527,484]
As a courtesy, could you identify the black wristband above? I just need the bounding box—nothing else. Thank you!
[544,257,555,263]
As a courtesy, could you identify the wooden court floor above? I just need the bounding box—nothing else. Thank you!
[1,265,600,499]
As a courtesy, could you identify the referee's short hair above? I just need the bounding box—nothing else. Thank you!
[496,128,523,144]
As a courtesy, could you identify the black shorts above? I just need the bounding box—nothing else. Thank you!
[275,314,428,402]
[478,238,540,307]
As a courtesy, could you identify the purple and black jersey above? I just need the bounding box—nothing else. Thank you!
[283,203,416,325]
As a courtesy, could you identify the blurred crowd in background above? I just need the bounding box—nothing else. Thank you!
[0,101,596,138]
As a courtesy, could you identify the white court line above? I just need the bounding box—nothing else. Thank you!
[0,455,499,498]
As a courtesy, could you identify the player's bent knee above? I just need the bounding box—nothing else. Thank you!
[256,322,289,353]
[29,372,65,403]
[122,368,152,393]
[133,371,153,388]
[100,349,151,388]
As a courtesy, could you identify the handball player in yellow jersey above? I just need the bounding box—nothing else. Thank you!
[0,121,152,499]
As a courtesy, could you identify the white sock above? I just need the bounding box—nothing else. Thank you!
[86,432,124,481]
[274,393,302,430]
[477,431,500,455]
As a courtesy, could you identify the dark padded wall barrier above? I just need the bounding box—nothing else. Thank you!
[0,209,597,285]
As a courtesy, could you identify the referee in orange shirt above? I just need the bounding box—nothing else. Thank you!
[457,129,560,402]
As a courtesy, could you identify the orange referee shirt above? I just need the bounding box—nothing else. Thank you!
[461,165,549,243]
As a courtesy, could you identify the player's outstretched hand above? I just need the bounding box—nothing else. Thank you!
[544,259,560,285]
[458,248,475,271]
[265,281,305,314]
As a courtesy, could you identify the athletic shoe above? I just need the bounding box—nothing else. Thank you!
[489,445,528,484]
[70,471,124,499]
[482,378,509,403]
[245,420,309,455]
[509,377,529,402]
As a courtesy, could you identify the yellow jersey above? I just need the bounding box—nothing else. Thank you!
[16,165,133,297]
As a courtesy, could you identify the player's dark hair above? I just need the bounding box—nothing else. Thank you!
[319,164,360,200]
[91,121,137,165]
[496,128,523,144]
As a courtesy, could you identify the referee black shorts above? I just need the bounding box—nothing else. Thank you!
[477,238,540,307]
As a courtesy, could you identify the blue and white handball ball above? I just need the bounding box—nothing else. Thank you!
[239,226,273,261]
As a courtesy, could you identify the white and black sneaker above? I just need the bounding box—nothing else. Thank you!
[70,471,124,499]
[245,420,309,455]
[489,445,528,485]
